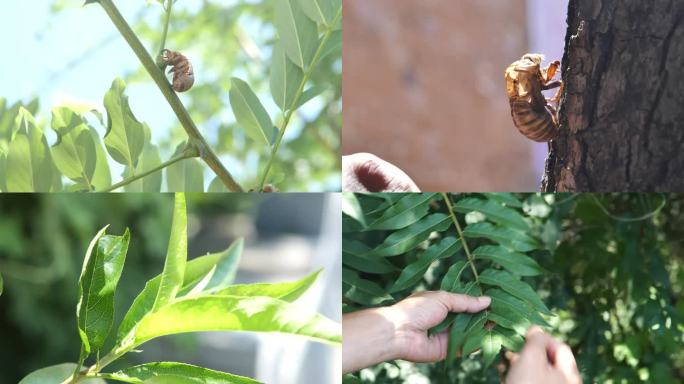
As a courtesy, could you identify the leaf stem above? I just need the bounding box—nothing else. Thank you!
[93,0,244,192]
[441,193,479,281]
[71,344,87,382]
[98,152,192,192]
[257,7,342,190]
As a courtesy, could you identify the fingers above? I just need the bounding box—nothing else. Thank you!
[550,341,582,384]
[429,291,491,313]
[342,153,420,192]
[520,326,553,362]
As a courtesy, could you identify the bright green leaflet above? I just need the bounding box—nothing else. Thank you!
[88,126,112,191]
[109,362,261,384]
[342,193,367,228]
[213,269,321,302]
[481,329,503,367]
[274,0,319,69]
[229,77,275,146]
[270,41,304,112]
[50,107,97,187]
[117,239,245,342]
[440,260,468,292]
[153,193,187,311]
[5,107,54,192]
[18,363,105,384]
[77,228,130,355]
[131,295,341,346]
[103,78,145,168]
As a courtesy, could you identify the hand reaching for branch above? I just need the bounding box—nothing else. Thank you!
[342,153,420,192]
[506,326,582,384]
[342,291,491,373]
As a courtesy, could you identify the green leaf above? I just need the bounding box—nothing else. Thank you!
[486,289,550,335]
[6,107,54,192]
[212,269,321,302]
[103,78,145,168]
[124,144,162,192]
[166,143,204,192]
[294,85,328,109]
[472,245,542,276]
[484,193,523,208]
[390,237,461,292]
[77,226,130,355]
[460,313,488,355]
[298,0,341,27]
[479,269,552,315]
[319,30,342,61]
[208,177,228,192]
[343,268,393,306]
[367,193,437,230]
[270,41,304,112]
[446,313,474,363]
[440,260,468,292]
[342,252,398,274]
[118,242,245,342]
[50,107,97,187]
[496,326,525,352]
[110,362,261,384]
[19,363,105,384]
[482,329,503,367]
[367,213,452,257]
[274,0,319,69]
[342,193,366,227]
[455,197,529,231]
[229,77,275,145]
[88,125,112,191]
[131,295,341,346]
[153,193,188,312]
[463,222,538,252]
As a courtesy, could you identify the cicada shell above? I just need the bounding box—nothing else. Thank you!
[505,53,562,142]
[162,49,195,92]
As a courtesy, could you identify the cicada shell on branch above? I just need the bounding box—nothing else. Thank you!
[504,54,563,142]
[162,49,195,92]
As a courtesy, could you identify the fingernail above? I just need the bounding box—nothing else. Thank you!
[479,296,492,305]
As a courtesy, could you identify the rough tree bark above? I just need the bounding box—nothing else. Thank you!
[543,0,684,192]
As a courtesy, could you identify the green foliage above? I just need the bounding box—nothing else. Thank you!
[343,193,684,383]
[1,0,342,192]
[16,193,340,383]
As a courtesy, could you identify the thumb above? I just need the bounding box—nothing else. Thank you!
[552,342,581,384]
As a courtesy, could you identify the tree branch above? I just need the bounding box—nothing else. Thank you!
[90,0,244,192]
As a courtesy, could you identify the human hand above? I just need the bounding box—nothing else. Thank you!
[342,152,420,192]
[506,326,581,384]
[387,291,491,363]
[342,291,490,373]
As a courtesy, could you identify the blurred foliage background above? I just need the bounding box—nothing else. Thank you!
[0,193,341,383]
[346,193,684,384]
[0,0,341,191]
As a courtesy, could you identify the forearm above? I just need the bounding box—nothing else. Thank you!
[342,306,401,374]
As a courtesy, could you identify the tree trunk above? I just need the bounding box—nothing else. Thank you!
[543,0,684,192]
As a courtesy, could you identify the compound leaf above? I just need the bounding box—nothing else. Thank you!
[479,269,551,315]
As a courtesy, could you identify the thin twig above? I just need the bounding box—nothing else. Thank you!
[441,193,479,281]
[97,151,193,192]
